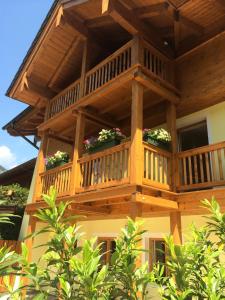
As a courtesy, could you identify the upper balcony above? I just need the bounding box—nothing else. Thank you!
[39,37,178,134]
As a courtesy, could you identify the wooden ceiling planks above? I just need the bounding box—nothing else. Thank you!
[8,0,225,107]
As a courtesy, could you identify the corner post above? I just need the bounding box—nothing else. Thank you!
[32,131,48,202]
[80,39,89,98]
[170,211,182,245]
[166,102,179,191]
[131,35,143,66]
[25,215,36,261]
[130,81,143,185]
[71,111,85,194]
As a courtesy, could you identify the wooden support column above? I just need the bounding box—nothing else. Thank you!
[166,102,178,191]
[71,112,85,194]
[32,132,49,202]
[130,81,143,185]
[170,212,182,245]
[80,40,89,98]
[131,35,143,66]
[25,215,36,261]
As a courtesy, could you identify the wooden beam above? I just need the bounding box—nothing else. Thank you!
[48,37,81,88]
[170,212,182,244]
[70,204,110,215]
[56,6,64,27]
[102,0,174,58]
[20,72,55,99]
[63,10,89,40]
[134,71,180,104]
[134,193,178,210]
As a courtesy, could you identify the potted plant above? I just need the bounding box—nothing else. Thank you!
[143,128,171,150]
[84,128,126,154]
[45,151,69,170]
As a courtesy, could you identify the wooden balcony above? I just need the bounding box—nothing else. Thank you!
[44,38,175,123]
[36,141,225,203]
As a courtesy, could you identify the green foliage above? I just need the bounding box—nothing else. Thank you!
[154,198,225,299]
[0,184,28,240]
[110,219,151,299]
[0,188,225,300]
[0,184,28,207]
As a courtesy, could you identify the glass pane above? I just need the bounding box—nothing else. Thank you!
[155,240,166,264]
[99,241,107,265]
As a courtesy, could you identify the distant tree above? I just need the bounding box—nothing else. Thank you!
[0,184,28,240]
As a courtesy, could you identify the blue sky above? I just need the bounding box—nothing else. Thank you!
[0,1,54,169]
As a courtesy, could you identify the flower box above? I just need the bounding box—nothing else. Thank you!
[46,160,68,170]
[144,137,170,151]
[143,128,171,151]
[45,151,69,170]
[87,139,120,154]
[84,128,126,154]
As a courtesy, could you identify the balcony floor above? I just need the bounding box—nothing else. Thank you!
[26,182,225,220]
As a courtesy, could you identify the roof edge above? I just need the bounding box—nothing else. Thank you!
[5,0,60,98]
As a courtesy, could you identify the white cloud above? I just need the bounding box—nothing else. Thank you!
[0,146,17,170]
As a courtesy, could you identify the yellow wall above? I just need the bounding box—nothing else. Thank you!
[176,100,225,144]
[31,214,209,264]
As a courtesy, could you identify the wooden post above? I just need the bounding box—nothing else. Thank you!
[32,132,49,202]
[166,102,178,191]
[170,212,182,245]
[71,112,85,194]
[22,215,36,298]
[131,35,143,66]
[129,201,142,221]
[25,216,36,261]
[80,40,89,98]
[130,81,143,185]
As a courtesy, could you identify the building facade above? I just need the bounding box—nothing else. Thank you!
[4,0,225,266]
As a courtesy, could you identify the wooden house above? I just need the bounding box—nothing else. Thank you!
[5,0,225,265]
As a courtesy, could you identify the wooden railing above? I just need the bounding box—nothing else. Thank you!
[45,38,175,121]
[78,142,130,192]
[39,162,72,199]
[142,40,174,85]
[177,141,225,191]
[143,142,172,190]
[84,41,132,95]
[47,79,81,119]
[0,240,21,293]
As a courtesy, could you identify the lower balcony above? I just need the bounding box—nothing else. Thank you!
[36,140,225,202]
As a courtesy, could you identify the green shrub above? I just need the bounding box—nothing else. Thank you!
[0,184,28,240]
[0,188,224,299]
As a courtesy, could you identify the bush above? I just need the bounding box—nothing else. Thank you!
[0,188,224,299]
[0,184,28,240]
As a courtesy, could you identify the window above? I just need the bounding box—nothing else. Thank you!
[149,238,167,273]
[98,237,116,265]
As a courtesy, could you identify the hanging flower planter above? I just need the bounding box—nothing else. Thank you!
[143,128,171,151]
[84,128,126,154]
[45,151,69,170]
